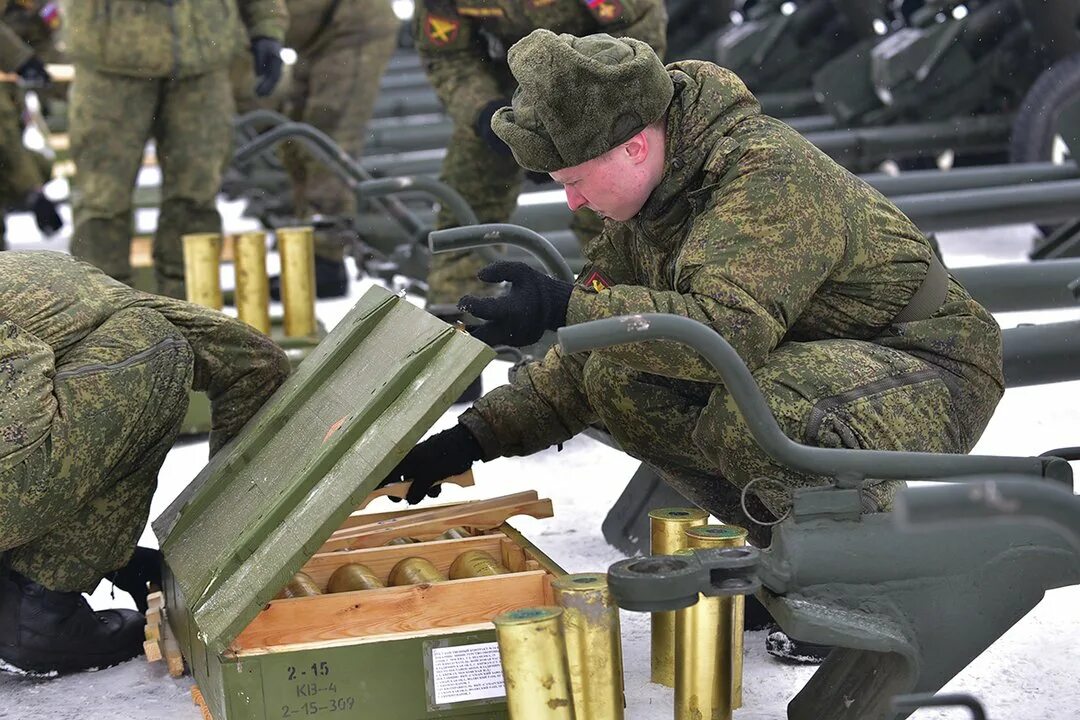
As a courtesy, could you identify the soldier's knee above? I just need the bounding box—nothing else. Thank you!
[581,353,635,401]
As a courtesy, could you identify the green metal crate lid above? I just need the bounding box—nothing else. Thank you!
[152,286,494,654]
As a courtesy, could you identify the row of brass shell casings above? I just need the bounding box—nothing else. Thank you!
[181,228,316,337]
[493,573,625,720]
[381,526,474,546]
[388,549,511,586]
[281,564,388,597]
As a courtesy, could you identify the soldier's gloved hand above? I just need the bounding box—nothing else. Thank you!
[458,261,573,347]
[474,99,513,156]
[379,425,484,504]
[15,56,50,88]
[251,37,283,97]
[26,190,62,235]
[109,546,163,614]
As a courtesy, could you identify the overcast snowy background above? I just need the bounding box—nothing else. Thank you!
[1,165,1078,719]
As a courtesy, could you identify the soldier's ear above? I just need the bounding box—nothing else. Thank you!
[622,130,651,165]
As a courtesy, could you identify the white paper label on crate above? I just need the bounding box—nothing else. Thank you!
[430,642,506,704]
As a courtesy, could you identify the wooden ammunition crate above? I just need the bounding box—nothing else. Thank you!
[146,286,566,720]
[160,492,562,720]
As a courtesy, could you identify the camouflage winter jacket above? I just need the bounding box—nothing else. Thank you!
[461,60,1004,458]
[0,252,290,468]
[62,0,287,78]
[284,0,397,52]
[414,0,666,129]
[0,0,34,71]
[2,0,63,61]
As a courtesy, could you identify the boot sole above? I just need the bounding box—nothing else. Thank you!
[0,642,143,675]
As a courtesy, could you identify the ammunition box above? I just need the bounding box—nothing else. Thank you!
[153,288,564,720]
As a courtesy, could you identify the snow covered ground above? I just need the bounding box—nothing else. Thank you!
[1,170,1079,719]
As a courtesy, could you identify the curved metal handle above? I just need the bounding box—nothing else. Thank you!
[358,176,478,229]
[556,314,1066,483]
[429,224,575,282]
[232,108,291,135]
[233,122,480,233]
[891,692,987,720]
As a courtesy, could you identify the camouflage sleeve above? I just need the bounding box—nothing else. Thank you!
[236,0,288,41]
[459,343,596,459]
[564,153,846,383]
[413,1,503,128]
[121,293,290,455]
[457,224,638,459]
[0,320,56,471]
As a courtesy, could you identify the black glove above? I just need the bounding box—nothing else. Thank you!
[458,261,574,347]
[251,37,283,98]
[379,425,485,504]
[108,546,163,613]
[26,190,62,235]
[474,99,513,157]
[15,56,50,88]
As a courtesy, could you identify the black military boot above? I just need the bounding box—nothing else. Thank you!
[764,624,833,664]
[269,255,349,300]
[0,570,145,674]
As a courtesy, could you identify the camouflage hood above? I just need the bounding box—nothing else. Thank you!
[634,61,761,245]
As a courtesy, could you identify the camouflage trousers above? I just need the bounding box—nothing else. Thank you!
[0,84,50,252]
[284,0,398,263]
[0,307,192,592]
[69,65,234,299]
[427,117,605,307]
[584,339,977,548]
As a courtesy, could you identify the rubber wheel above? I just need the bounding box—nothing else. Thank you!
[1010,52,1080,166]
[1009,53,1080,241]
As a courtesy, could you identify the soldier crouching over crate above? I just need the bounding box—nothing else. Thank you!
[381,32,1004,548]
[0,251,289,674]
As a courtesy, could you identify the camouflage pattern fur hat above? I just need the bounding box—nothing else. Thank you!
[491,30,674,172]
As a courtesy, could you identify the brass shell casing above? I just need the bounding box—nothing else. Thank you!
[552,574,624,720]
[492,607,575,720]
[388,557,447,586]
[276,226,317,338]
[686,525,749,709]
[282,571,322,598]
[648,507,709,686]
[448,550,509,580]
[437,526,472,540]
[384,536,421,546]
[326,563,384,593]
[181,233,223,309]
[674,577,734,720]
[233,231,271,334]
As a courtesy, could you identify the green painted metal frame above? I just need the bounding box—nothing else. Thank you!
[561,314,1080,720]
[153,286,494,656]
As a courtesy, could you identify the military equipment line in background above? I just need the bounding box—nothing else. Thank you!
[35,1,1080,717]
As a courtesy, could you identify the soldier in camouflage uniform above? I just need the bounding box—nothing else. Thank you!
[383,32,1004,546]
[414,0,667,309]
[0,251,289,673]
[0,0,62,250]
[63,0,287,299]
[234,0,400,297]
